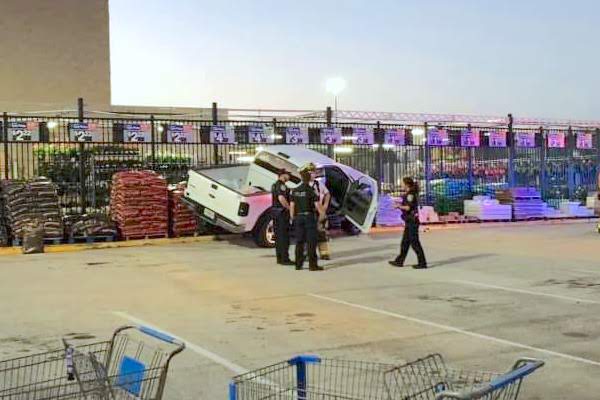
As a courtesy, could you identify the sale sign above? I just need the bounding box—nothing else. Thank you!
[460,129,480,147]
[427,128,449,146]
[353,127,374,145]
[8,122,40,141]
[248,125,274,144]
[547,131,565,149]
[210,125,236,144]
[489,130,507,147]
[576,132,593,149]
[515,131,536,148]
[320,127,342,145]
[285,127,309,144]
[124,123,151,143]
[384,128,406,146]
[69,122,101,142]
[167,124,193,143]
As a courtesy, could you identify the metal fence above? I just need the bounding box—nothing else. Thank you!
[1,112,599,217]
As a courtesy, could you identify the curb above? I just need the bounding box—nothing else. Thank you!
[0,235,217,257]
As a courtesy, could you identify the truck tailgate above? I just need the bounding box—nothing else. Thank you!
[185,169,245,224]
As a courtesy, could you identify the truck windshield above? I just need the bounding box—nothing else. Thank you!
[254,152,301,184]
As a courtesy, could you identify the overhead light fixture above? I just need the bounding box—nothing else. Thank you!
[47,121,58,129]
[412,128,425,136]
[325,77,347,96]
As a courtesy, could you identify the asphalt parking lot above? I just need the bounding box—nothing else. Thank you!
[1,221,599,399]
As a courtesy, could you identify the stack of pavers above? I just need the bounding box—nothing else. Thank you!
[110,171,168,239]
[168,183,197,237]
[496,187,545,220]
[2,178,63,244]
[66,213,118,242]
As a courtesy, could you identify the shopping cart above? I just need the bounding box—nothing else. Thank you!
[384,354,544,400]
[228,354,544,400]
[229,355,394,400]
[0,325,185,400]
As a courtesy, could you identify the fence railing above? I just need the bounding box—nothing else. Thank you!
[1,112,599,217]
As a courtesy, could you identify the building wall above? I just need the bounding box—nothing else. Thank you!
[0,0,111,112]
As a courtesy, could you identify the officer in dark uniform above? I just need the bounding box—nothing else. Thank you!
[272,169,294,266]
[389,177,428,269]
[290,170,323,271]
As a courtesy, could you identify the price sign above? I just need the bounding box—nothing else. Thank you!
[352,127,374,145]
[68,122,101,142]
[285,127,309,144]
[320,127,342,145]
[427,128,449,146]
[168,124,193,143]
[248,125,274,144]
[124,123,151,143]
[516,131,536,148]
[460,129,480,147]
[576,132,593,149]
[547,131,565,149]
[8,122,40,141]
[489,130,507,147]
[384,128,406,146]
[210,125,236,144]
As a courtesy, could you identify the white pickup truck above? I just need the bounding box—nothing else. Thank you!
[184,146,378,247]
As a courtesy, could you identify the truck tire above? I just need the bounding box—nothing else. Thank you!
[341,218,361,236]
[253,214,276,248]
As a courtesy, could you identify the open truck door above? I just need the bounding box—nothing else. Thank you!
[341,176,378,233]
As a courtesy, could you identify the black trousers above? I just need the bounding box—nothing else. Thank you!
[274,210,290,262]
[294,213,318,269]
[395,219,427,266]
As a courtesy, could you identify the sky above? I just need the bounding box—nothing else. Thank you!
[109,0,599,119]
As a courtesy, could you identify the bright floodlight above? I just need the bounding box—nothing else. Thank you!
[326,77,347,96]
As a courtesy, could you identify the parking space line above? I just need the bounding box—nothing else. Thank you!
[453,280,600,305]
[308,293,600,367]
[112,311,248,375]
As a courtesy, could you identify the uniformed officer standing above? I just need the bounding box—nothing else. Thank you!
[271,170,294,266]
[290,170,324,271]
[389,177,428,269]
[301,163,332,260]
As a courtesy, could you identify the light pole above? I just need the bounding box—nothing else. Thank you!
[326,77,346,123]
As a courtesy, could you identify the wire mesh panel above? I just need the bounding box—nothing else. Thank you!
[230,356,393,400]
[384,354,544,400]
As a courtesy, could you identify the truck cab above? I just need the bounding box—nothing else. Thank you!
[184,146,378,247]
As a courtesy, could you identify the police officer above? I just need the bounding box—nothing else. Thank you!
[290,170,324,271]
[389,177,428,269]
[301,162,332,260]
[271,169,294,266]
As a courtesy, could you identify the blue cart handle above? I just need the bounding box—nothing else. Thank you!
[137,325,185,346]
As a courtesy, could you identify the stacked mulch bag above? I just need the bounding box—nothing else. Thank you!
[169,183,197,237]
[64,213,118,240]
[110,171,168,239]
[1,178,63,242]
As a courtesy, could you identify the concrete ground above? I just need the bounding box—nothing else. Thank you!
[0,221,599,399]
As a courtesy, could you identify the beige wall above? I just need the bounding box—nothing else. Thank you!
[0,0,111,112]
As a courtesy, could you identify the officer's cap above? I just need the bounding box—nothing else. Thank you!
[299,162,317,173]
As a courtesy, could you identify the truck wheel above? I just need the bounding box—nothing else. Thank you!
[253,215,276,248]
[341,218,361,236]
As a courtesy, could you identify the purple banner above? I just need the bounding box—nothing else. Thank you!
[460,129,480,147]
[427,128,449,146]
[576,132,593,149]
[516,131,536,148]
[384,128,406,146]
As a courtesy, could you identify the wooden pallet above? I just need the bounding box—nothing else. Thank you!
[12,237,62,247]
[122,234,168,241]
[68,235,116,244]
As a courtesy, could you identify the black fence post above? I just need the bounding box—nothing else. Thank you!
[150,115,156,169]
[467,124,474,195]
[272,118,277,144]
[424,122,431,205]
[77,97,87,214]
[325,107,334,158]
[3,112,8,179]
[212,102,219,165]
[507,113,515,188]
[375,121,383,193]
[539,126,546,199]
[567,126,575,199]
